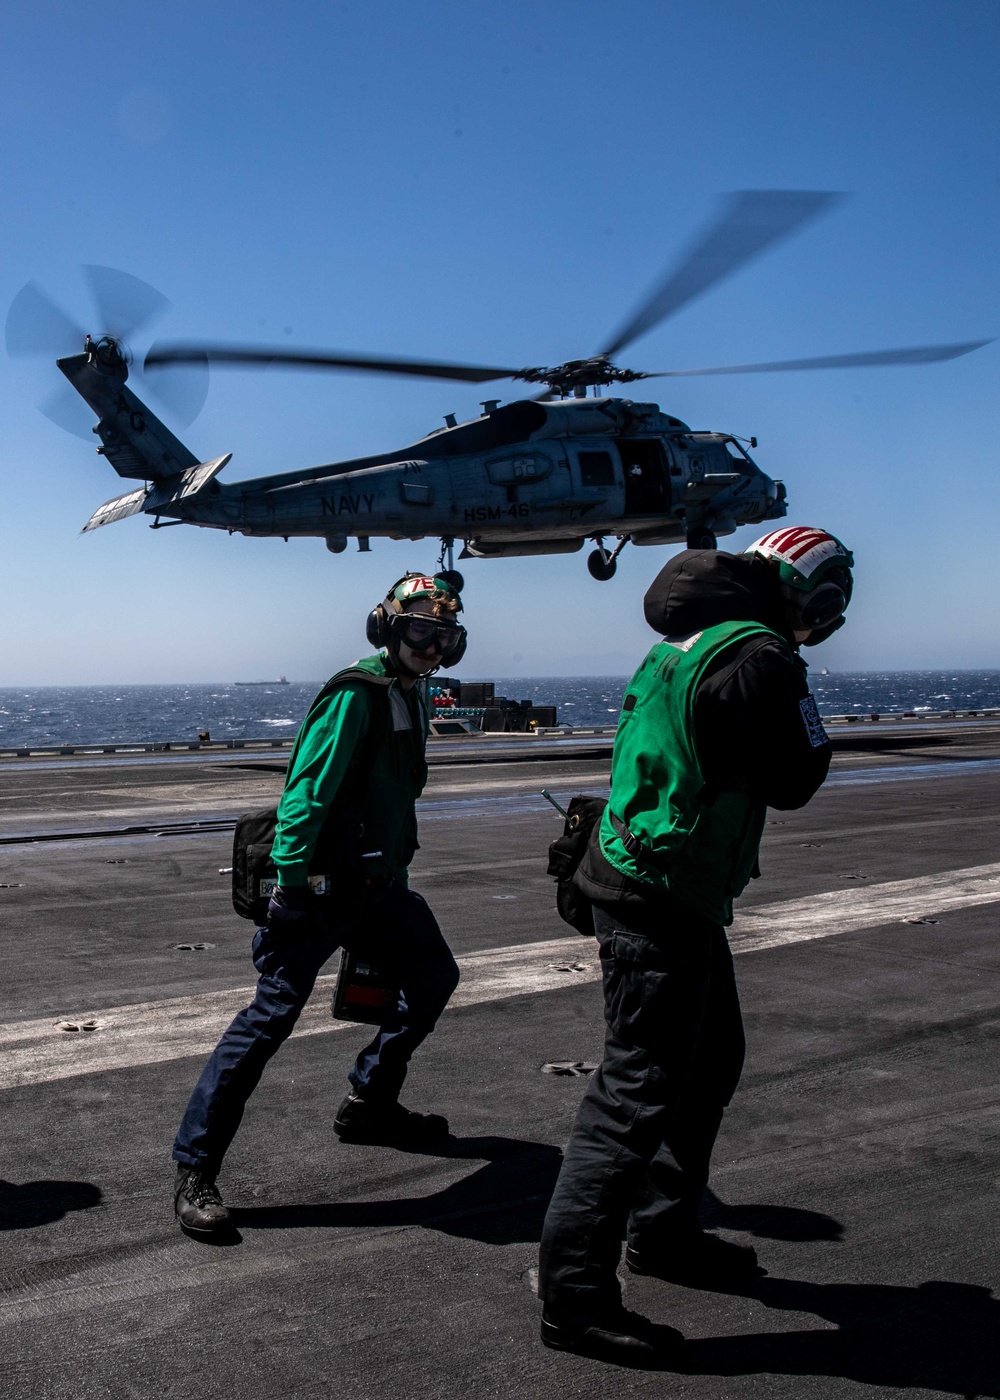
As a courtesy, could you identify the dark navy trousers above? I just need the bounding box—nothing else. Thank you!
[173,881,460,1174]
[539,896,745,1319]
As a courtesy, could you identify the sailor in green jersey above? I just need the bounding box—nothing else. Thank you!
[172,573,467,1238]
[539,528,854,1366]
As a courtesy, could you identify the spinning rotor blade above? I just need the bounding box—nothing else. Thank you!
[5,282,85,356]
[38,383,96,439]
[81,267,209,427]
[646,339,994,378]
[145,342,520,384]
[7,267,210,433]
[601,190,844,359]
[82,265,170,341]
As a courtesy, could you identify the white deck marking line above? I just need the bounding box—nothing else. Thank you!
[1,862,998,1092]
[0,937,599,1092]
[730,860,1000,954]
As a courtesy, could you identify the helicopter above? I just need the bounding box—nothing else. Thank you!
[7,191,991,582]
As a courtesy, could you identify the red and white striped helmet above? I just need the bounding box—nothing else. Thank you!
[744,526,853,592]
[744,526,854,643]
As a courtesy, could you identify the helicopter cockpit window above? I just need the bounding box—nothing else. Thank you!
[579,451,614,487]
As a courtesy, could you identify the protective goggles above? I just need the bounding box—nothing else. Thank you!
[394,614,467,660]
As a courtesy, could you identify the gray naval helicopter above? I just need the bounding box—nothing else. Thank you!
[8,192,991,582]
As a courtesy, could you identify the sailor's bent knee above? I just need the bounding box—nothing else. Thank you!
[242,969,313,1031]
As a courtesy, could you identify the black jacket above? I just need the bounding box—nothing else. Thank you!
[576,549,831,905]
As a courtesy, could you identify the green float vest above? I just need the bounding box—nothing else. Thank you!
[325,655,428,882]
[274,654,428,885]
[599,620,787,925]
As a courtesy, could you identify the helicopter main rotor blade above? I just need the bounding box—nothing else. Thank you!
[600,190,844,360]
[142,351,211,426]
[644,339,994,378]
[145,343,521,384]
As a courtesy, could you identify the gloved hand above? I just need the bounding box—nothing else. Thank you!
[267,884,311,927]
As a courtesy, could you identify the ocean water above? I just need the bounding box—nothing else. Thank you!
[2,672,999,747]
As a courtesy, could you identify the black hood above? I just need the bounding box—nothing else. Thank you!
[643,549,793,641]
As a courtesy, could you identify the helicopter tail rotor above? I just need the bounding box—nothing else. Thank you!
[6,267,209,438]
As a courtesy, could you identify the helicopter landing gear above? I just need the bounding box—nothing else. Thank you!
[686,526,717,551]
[436,537,465,595]
[587,535,631,581]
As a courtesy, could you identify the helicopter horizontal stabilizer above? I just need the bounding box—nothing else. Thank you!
[81,454,232,534]
[81,485,149,532]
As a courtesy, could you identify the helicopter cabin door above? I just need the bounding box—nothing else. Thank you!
[619,439,669,516]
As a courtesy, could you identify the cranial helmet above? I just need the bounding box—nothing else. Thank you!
[366,572,467,670]
[743,526,854,645]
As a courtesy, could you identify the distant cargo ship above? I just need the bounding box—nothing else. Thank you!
[234,676,290,687]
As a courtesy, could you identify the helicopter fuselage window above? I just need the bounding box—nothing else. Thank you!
[579,451,614,487]
[619,438,669,515]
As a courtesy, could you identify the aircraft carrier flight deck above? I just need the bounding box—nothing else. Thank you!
[1,721,998,1398]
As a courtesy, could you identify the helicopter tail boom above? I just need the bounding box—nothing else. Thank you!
[58,347,200,481]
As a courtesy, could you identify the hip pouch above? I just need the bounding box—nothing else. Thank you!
[232,804,367,925]
[546,794,608,936]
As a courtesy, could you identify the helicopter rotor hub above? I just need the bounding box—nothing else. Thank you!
[512,356,650,394]
[85,334,132,375]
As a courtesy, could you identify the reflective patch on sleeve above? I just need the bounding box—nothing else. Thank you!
[799,694,829,748]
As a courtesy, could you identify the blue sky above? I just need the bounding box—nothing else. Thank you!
[1,0,997,683]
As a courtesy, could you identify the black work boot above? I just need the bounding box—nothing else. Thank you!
[625,1231,762,1291]
[541,1305,685,1369]
[334,1091,449,1146]
[174,1164,232,1237]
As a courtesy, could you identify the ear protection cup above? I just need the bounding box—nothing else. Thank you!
[367,574,417,651]
[799,580,848,631]
[366,603,388,649]
[780,563,853,636]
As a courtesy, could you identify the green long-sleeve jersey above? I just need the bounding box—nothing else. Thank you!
[271,654,429,888]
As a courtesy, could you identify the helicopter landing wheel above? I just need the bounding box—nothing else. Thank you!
[686,526,717,551]
[587,548,617,582]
